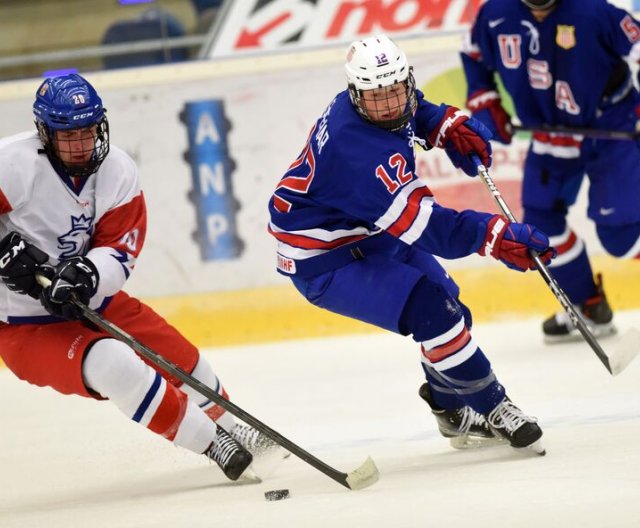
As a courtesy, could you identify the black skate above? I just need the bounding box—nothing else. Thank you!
[419,382,504,449]
[485,397,545,455]
[543,273,616,343]
[231,423,289,477]
[231,423,281,456]
[205,427,253,481]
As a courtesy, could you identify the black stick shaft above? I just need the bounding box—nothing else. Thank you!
[29,271,372,490]
[472,157,613,374]
[513,123,637,141]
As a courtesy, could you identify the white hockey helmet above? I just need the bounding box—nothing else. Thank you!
[345,34,417,130]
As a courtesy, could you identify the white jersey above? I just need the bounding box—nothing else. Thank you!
[0,131,147,323]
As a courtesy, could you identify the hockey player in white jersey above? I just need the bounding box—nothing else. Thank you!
[0,73,276,482]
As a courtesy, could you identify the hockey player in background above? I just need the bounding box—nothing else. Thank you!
[268,35,555,453]
[0,73,275,482]
[462,0,640,342]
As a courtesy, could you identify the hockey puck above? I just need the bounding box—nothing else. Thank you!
[264,489,290,501]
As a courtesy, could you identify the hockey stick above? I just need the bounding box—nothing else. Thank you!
[470,155,640,376]
[35,276,379,490]
[512,123,639,141]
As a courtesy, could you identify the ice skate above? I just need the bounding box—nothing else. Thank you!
[543,274,616,343]
[485,397,545,455]
[205,427,254,481]
[231,423,289,478]
[419,383,505,449]
[231,423,283,456]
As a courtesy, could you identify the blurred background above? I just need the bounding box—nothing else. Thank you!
[0,0,638,349]
[0,0,220,80]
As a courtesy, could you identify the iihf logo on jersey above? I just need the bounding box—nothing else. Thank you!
[58,214,94,259]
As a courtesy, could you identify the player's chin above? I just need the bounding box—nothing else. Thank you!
[65,159,90,168]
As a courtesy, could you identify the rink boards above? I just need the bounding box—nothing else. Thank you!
[144,254,639,348]
[0,35,637,361]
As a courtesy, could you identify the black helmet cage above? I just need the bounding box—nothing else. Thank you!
[36,114,110,179]
[521,0,557,9]
[348,68,418,131]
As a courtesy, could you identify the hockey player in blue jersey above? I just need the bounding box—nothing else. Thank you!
[462,0,640,342]
[268,35,555,453]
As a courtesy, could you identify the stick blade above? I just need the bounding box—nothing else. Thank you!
[345,456,379,490]
[609,329,640,376]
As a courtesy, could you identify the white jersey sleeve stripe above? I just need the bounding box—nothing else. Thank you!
[398,195,435,245]
[375,179,429,230]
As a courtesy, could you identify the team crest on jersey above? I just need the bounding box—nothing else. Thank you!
[58,214,94,259]
[556,25,576,50]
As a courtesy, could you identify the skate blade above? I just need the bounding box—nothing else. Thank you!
[523,439,546,456]
[237,466,262,484]
[544,323,617,344]
[449,435,508,450]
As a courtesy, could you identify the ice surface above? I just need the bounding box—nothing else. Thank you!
[1,311,639,528]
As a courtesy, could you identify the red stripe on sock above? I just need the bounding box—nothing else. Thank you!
[147,384,188,441]
[423,328,471,363]
[555,230,578,256]
[204,387,230,421]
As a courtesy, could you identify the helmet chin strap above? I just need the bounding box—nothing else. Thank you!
[521,0,557,9]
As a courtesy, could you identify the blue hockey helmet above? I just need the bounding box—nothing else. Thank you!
[33,73,109,178]
[521,0,557,8]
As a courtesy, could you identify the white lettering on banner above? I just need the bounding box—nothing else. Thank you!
[199,163,226,195]
[196,113,221,145]
[210,0,484,56]
[207,214,229,244]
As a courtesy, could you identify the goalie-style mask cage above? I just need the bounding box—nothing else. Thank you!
[33,73,110,179]
[345,34,417,131]
[521,0,557,9]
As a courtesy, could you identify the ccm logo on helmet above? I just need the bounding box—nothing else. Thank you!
[376,70,398,79]
[72,112,95,120]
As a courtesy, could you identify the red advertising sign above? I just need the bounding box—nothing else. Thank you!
[209,0,483,57]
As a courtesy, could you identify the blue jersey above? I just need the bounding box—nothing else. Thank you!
[268,90,491,278]
[462,0,640,128]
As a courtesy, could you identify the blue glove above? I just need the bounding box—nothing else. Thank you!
[478,215,556,272]
[442,115,493,177]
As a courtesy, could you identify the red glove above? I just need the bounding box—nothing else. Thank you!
[428,106,492,169]
[478,215,555,272]
[467,89,513,145]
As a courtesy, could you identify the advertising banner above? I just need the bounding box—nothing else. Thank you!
[207,0,638,57]
[0,38,599,299]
